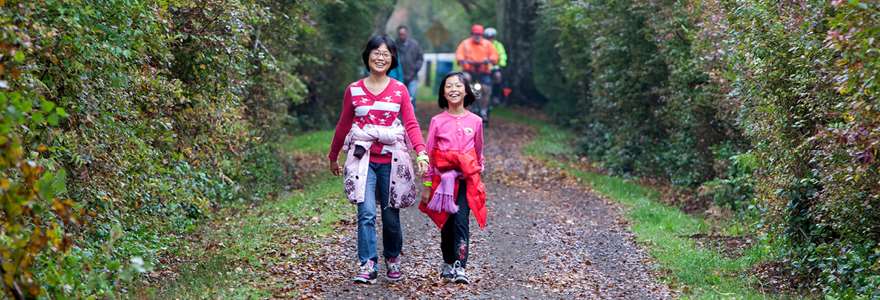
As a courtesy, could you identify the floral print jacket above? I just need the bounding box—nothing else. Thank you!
[342,119,418,208]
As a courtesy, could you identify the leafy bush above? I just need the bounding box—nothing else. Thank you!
[539,0,670,177]
[722,0,879,296]
[1,90,75,298]
[1,6,78,298]
[701,146,756,211]
[533,2,591,128]
[1,0,391,298]
[539,0,737,187]
[289,0,395,130]
[538,0,880,296]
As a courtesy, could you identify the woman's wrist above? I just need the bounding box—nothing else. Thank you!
[416,152,429,164]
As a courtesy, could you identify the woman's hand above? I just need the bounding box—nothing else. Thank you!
[417,160,429,175]
[416,152,429,176]
[330,160,341,176]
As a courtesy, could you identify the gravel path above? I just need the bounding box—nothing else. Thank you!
[282,104,673,299]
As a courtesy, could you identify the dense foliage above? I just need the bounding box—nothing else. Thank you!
[538,0,879,296]
[725,1,880,296]
[0,0,390,298]
[290,1,394,130]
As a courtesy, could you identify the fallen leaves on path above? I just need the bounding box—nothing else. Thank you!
[270,104,673,299]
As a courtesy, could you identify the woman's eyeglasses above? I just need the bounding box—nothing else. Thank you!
[370,51,392,59]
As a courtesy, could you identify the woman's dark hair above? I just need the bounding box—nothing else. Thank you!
[438,72,476,108]
[361,35,398,74]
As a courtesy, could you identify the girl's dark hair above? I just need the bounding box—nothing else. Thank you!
[361,35,398,74]
[438,72,476,108]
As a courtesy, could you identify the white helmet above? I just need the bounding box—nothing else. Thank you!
[484,27,497,38]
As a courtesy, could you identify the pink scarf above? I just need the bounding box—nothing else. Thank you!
[427,170,460,213]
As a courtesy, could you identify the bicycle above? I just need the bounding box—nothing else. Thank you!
[460,60,493,124]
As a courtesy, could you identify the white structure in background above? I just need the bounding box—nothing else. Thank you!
[417,53,456,87]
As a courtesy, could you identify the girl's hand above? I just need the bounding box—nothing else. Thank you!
[330,160,341,176]
[421,186,432,204]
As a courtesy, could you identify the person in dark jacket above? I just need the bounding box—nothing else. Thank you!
[396,25,424,108]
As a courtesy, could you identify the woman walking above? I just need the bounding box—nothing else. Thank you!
[328,35,429,284]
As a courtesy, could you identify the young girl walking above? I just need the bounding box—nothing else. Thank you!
[328,35,429,284]
[419,72,488,284]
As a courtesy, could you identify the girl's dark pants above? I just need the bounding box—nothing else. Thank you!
[441,180,470,267]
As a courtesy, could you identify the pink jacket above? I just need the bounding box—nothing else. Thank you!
[423,111,484,181]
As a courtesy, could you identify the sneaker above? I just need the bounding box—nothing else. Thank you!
[352,260,378,284]
[386,257,402,282]
[440,263,454,281]
[452,260,469,284]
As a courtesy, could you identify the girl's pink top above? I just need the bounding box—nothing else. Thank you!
[328,78,425,164]
[424,110,484,180]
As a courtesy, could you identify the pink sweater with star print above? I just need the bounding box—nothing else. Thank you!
[328,78,426,164]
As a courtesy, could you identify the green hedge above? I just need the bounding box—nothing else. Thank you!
[539,0,879,296]
[0,0,391,298]
[723,1,879,296]
[538,0,733,187]
[289,1,395,130]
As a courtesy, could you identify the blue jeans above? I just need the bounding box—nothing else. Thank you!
[357,163,402,268]
[405,79,419,108]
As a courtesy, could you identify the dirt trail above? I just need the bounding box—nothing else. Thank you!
[283,104,673,299]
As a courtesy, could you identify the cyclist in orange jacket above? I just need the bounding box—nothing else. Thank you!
[455,24,498,122]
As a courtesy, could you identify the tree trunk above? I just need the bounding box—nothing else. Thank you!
[500,0,547,106]
[373,0,398,35]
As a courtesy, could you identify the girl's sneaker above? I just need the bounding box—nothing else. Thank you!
[352,260,377,284]
[440,263,454,281]
[386,257,402,282]
[452,261,469,284]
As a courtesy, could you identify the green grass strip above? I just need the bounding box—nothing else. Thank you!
[144,130,351,299]
[281,130,335,155]
[494,107,785,299]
